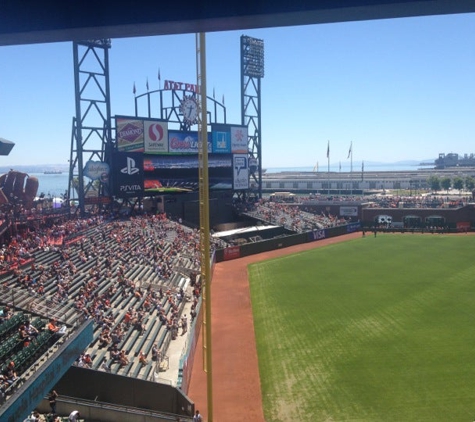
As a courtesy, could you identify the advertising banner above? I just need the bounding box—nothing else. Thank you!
[144,120,168,153]
[340,206,358,217]
[233,154,249,190]
[212,130,231,153]
[168,131,212,154]
[112,152,144,197]
[223,246,241,261]
[116,117,144,152]
[84,160,110,182]
[456,221,470,232]
[346,222,361,233]
[231,126,248,153]
[308,228,327,242]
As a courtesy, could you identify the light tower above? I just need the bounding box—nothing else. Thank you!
[241,35,264,199]
[69,39,112,216]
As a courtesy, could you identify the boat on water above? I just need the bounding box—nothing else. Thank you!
[43,170,63,174]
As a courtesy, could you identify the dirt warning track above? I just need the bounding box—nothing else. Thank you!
[188,232,361,421]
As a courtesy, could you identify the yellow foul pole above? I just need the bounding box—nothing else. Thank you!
[196,32,213,421]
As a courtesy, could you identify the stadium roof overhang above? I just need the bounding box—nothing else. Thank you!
[1,0,475,46]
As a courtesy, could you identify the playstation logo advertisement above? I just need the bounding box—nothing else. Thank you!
[113,152,144,197]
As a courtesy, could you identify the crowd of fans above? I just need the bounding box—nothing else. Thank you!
[244,200,348,233]
[0,211,229,421]
[364,194,468,209]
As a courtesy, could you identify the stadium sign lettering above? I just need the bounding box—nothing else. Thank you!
[310,229,326,240]
[120,128,142,138]
[164,79,200,93]
[170,137,191,150]
[347,223,360,233]
[170,137,211,151]
[120,185,142,191]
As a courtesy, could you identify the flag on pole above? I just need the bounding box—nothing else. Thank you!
[347,142,352,159]
[222,94,225,105]
[362,161,364,171]
[133,82,136,95]
[157,68,161,81]
[213,87,215,99]
[146,78,149,91]
[326,141,330,159]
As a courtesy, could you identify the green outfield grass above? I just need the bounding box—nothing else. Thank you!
[249,234,475,422]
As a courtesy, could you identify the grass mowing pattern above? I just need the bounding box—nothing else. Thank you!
[249,234,475,422]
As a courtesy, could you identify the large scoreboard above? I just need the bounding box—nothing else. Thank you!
[113,116,249,197]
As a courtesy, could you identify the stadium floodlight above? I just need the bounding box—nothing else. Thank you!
[242,36,264,78]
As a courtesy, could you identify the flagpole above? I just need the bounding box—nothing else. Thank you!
[339,161,341,195]
[350,142,353,195]
[133,82,137,115]
[327,140,330,195]
[146,78,151,118]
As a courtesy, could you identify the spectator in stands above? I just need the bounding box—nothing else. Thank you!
[82,353,93,368]
[28,410,41,421]
[152,343,161,362]
[18,324,31,347]
[48,318,60,335]
[110,345,120,363]
[68,410,80,422]
[100,357,111,373]
[0,374,9,397]
[119,350,129,367]
[111,328,122,346]
[99,329,111,349]
[2,361,17,385]
[193,410,203,422]
[24,320,39,340]
[181,315,188,335]
[139,351,148,365]
[48,389,58,415]
[2,306,13,320]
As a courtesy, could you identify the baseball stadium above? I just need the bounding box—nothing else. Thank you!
[2,2,475,422]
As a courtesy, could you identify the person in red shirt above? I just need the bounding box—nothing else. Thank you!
[48,319,60,334]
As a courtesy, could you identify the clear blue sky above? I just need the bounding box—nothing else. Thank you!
[1,13,475,169]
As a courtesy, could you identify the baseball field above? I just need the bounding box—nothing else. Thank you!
[249,234,475,422]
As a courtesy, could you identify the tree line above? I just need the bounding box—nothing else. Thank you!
[427,175,475,193]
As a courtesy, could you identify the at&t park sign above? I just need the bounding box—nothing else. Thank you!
[163,79,200,93]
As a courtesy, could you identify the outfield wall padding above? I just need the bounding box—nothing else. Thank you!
[215,223,361,262]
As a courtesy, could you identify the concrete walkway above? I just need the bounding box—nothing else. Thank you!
[150,296,194,386]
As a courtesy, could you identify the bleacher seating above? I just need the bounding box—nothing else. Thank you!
[1,214,204,395]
